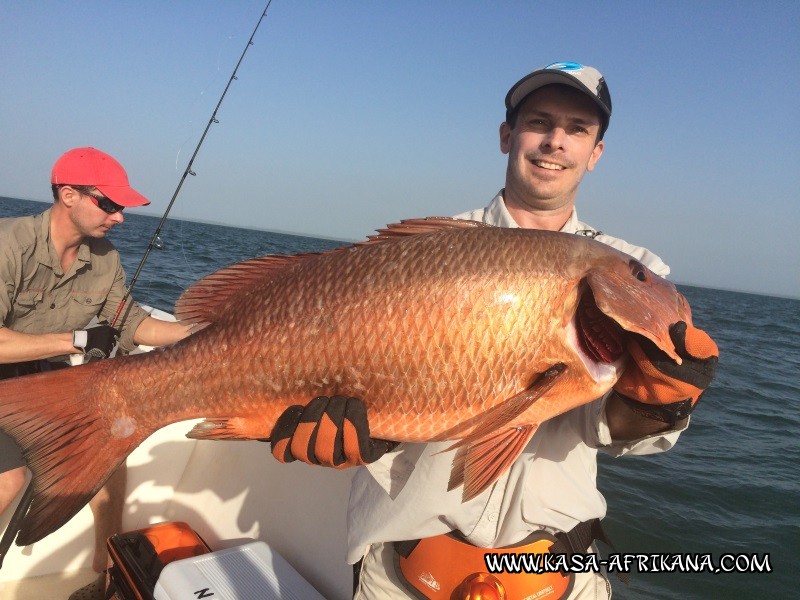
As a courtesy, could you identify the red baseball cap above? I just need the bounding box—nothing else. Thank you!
[51,147,151,207]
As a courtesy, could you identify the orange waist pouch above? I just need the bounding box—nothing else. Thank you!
[394,531,574,600]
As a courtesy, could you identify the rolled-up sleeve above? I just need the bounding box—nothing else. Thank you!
[100,260,150,354]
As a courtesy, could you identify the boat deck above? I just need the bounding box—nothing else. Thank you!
[1,568,97,600]
[1,421,353,599]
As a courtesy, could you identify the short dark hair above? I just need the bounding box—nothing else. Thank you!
[52,183,95,201]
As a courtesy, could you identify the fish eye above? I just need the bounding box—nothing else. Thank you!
[629,260,648,282]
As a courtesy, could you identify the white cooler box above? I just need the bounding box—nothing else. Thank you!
[153,541,325,600]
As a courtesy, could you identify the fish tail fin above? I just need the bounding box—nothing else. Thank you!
[0,365,144,546]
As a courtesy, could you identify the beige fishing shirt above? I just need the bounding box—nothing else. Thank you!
[0,208,150,355]
[346,191,686,563]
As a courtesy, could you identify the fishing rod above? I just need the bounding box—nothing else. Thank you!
[0,1,272,569]
[111,0,273,327]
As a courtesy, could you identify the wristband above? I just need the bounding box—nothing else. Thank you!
[72,330,88,349]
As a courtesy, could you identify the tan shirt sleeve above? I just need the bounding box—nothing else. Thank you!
[100,259,150,354]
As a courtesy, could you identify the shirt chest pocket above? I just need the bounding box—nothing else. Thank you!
[69,291,108,327]
[12,290,44,320]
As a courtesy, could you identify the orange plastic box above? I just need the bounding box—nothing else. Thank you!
[105,521,211,600]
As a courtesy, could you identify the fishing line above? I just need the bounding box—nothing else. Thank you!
[173,34,235,175]
[111,0,273,327]
[0,1,273,569]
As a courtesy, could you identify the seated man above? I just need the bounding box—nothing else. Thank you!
[0,147,195,574]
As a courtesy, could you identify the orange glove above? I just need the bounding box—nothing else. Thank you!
[614,322,718,425]
[270,396,397,469]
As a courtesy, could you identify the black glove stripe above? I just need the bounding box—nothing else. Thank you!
[269,404,305,462]
[322,397,348,465]
[635,333,718,389]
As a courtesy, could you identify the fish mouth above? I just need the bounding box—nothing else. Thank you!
[568,288,626,382]
[575,288,626,363]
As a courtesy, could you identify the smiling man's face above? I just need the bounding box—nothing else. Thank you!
[501,84,605,218]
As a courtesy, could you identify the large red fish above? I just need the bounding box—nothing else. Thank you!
[0,218,692,546]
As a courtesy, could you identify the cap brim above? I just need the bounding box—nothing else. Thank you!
[94,184,151,207]
[506,70,611,117]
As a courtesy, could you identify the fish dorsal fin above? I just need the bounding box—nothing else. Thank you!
[174,254,314,323]
[445,363,567,501]
[175,218,489,323]
[364,217,490,242]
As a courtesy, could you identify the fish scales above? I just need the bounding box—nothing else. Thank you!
[106,227,586,441]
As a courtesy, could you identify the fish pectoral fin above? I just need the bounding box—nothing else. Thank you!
[187,416,272,441]
[443,363,567,502]
[448,425,538,502]
[446,363,567,452]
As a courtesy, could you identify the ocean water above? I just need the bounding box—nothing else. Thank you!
[2,197,797,598]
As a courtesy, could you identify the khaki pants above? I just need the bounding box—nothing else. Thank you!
[354,541,612,600]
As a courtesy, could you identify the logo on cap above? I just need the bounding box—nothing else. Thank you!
[544,62,585,72]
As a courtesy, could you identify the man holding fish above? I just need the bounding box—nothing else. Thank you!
[271,63,719,599]
[0,147,193,572]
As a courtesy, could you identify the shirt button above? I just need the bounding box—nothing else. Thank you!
[50,303,56,309]
[85,298,92,304]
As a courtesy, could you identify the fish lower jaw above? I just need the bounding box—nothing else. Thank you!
[583,355,621,384]
[565,319,622,385]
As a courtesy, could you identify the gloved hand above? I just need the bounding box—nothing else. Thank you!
[613,321,718,425]
[72,323,120,361]
[270,396,398,469]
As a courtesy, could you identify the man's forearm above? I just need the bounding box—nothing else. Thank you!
[0,327,77,363]
[132,316,194,348]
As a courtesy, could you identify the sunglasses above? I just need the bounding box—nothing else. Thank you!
[84,191,125,214]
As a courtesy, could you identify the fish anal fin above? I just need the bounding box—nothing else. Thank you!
[186,415,272,441]
[448,425,538,501]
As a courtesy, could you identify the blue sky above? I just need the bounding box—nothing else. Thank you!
[1,1,798,298]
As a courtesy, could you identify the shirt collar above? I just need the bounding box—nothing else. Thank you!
[35,207,92,277]
[558,209,582,234]
[485,191,520,228]
[491,190,583,233]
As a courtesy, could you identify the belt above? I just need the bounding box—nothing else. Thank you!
[393,528,584,600]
